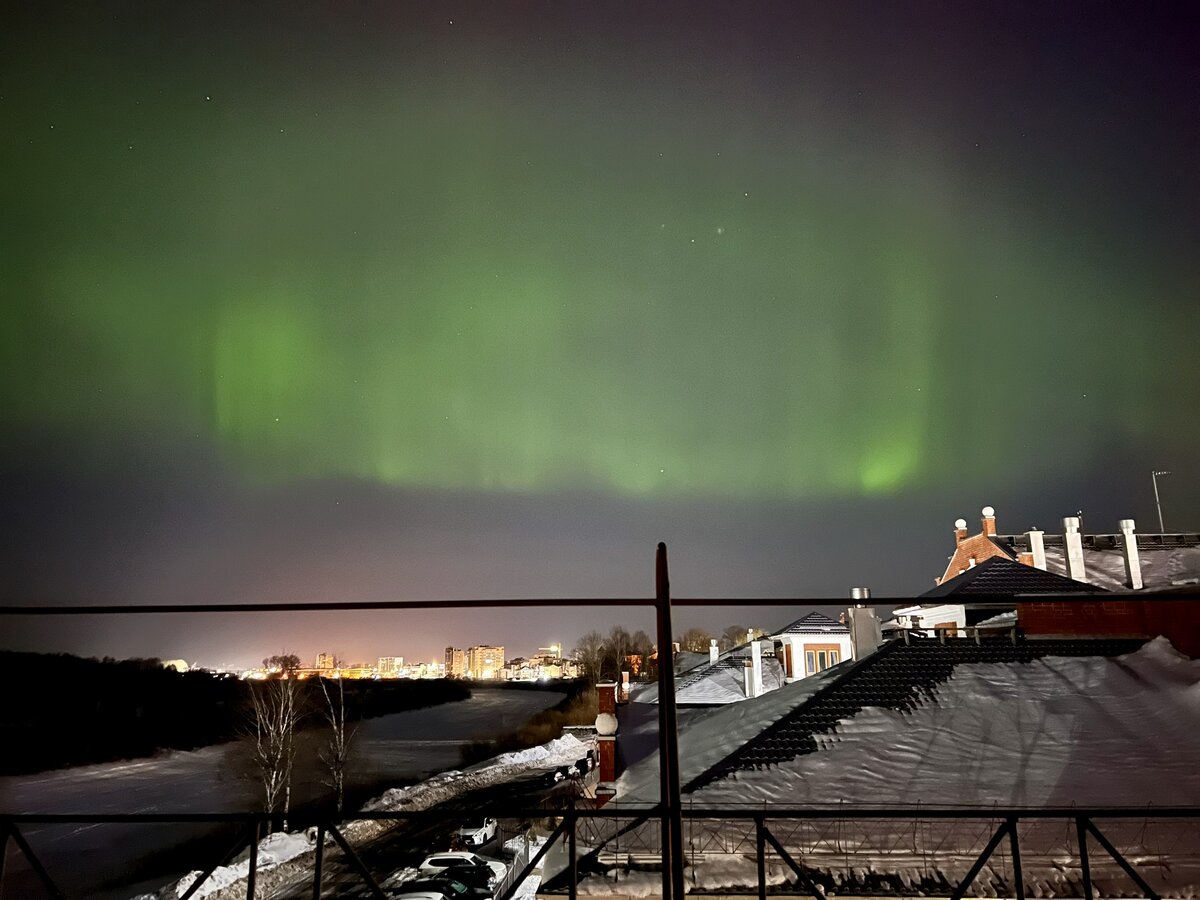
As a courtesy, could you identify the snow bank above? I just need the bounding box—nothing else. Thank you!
[363,733,589,812]
[172,831,314,899]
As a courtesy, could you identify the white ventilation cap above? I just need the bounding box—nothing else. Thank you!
[982,506,995,517]
[954,518,968,529]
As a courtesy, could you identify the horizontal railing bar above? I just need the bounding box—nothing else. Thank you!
[1,592,1196,615]
[4,806,1198,823]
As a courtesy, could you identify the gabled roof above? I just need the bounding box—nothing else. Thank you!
[920,555,1100,597]
[773,611,848,636]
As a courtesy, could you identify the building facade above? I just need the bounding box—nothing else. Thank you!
[466,645,505,680]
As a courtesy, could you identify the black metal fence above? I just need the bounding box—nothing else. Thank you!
[3,544,1198,899]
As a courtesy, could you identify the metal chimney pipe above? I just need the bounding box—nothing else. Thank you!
[1062,517,1087,582]
[1119,519,1143,590]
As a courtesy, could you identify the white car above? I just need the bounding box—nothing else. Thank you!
[454,817,498,848]
[419,851,507,883]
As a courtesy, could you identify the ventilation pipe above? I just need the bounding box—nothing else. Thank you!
[847,589,882,660]
[1119,519,1143,590]
[742,659,755,699]
[709,639,719,665]
[1063,516,1087,582]
[750,640,763,697]
[1026,528,1047,570]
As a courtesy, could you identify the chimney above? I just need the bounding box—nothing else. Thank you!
[1062,516,1087,582]
[709,639,719,665]
[954,518,968,545]
[751,640,764,697]
[742,659,755,699]
[594,682,618,802]
[981,506,997,537]
[847,600,882,660]
[1026,528,1046,570]
[1119,519,1143,590]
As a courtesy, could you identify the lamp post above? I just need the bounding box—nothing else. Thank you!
[1152,470,1171,533]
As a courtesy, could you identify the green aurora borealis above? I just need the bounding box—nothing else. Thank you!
[2,2,1199,662]
[4,3,1195,506]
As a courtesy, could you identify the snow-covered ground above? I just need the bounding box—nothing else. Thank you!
[0,689,565,900]
[148,733,592,900]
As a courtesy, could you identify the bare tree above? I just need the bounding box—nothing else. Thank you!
[263,652,301,675]
[318,677,357,818]
[248,676,301,831]
[573,630,606,684]
[602,626,633,681]
[719,625,767,650]
[678,627,714,653]
[629,629,654,679]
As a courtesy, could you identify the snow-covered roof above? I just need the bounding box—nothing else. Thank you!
[993,532,1200,592]
[771,611,847,636]
[634,642,786,705]
[922,556,1098,596]
[617,636,1200,809]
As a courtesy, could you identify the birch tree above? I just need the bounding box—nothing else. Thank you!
[318,677,357,817]
[249,676,300,831]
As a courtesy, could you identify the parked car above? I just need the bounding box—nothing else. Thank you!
[436,861,499,891]
[399,878,492,900]
[391,891,453,900]
[419,852,507,883]
[455,816,498,847]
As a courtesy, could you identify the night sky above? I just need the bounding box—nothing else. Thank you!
[3,2,1198,668]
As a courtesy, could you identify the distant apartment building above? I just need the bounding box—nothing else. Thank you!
[377,656,403,675]
[316,652,336,670]
[444,647,466,679]
[466,645,505,680]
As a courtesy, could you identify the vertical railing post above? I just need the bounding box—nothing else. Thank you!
[568,802,578,900]
[1075,817,1093,900]
[655,542,682,900]
[756,816,767,900]
[312,822,326,900]
[247,819,260,899]
[0,821,10,900]
[1006,818,1024,900]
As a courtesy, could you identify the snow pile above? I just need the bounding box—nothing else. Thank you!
[363,733,589,813]
[172,831,315,899]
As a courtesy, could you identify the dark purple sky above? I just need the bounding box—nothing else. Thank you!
[2,1,1197,667]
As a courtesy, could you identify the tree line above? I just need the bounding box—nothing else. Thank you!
[571,624,769,683]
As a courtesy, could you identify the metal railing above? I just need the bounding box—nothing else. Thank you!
[3,544,1198,900]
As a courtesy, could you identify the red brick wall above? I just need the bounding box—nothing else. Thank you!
[939,534,1012,584]
[1018,600,1200,657]
[598,736,616,783]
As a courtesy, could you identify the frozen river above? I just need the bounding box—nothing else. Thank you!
[0,686,566,898]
